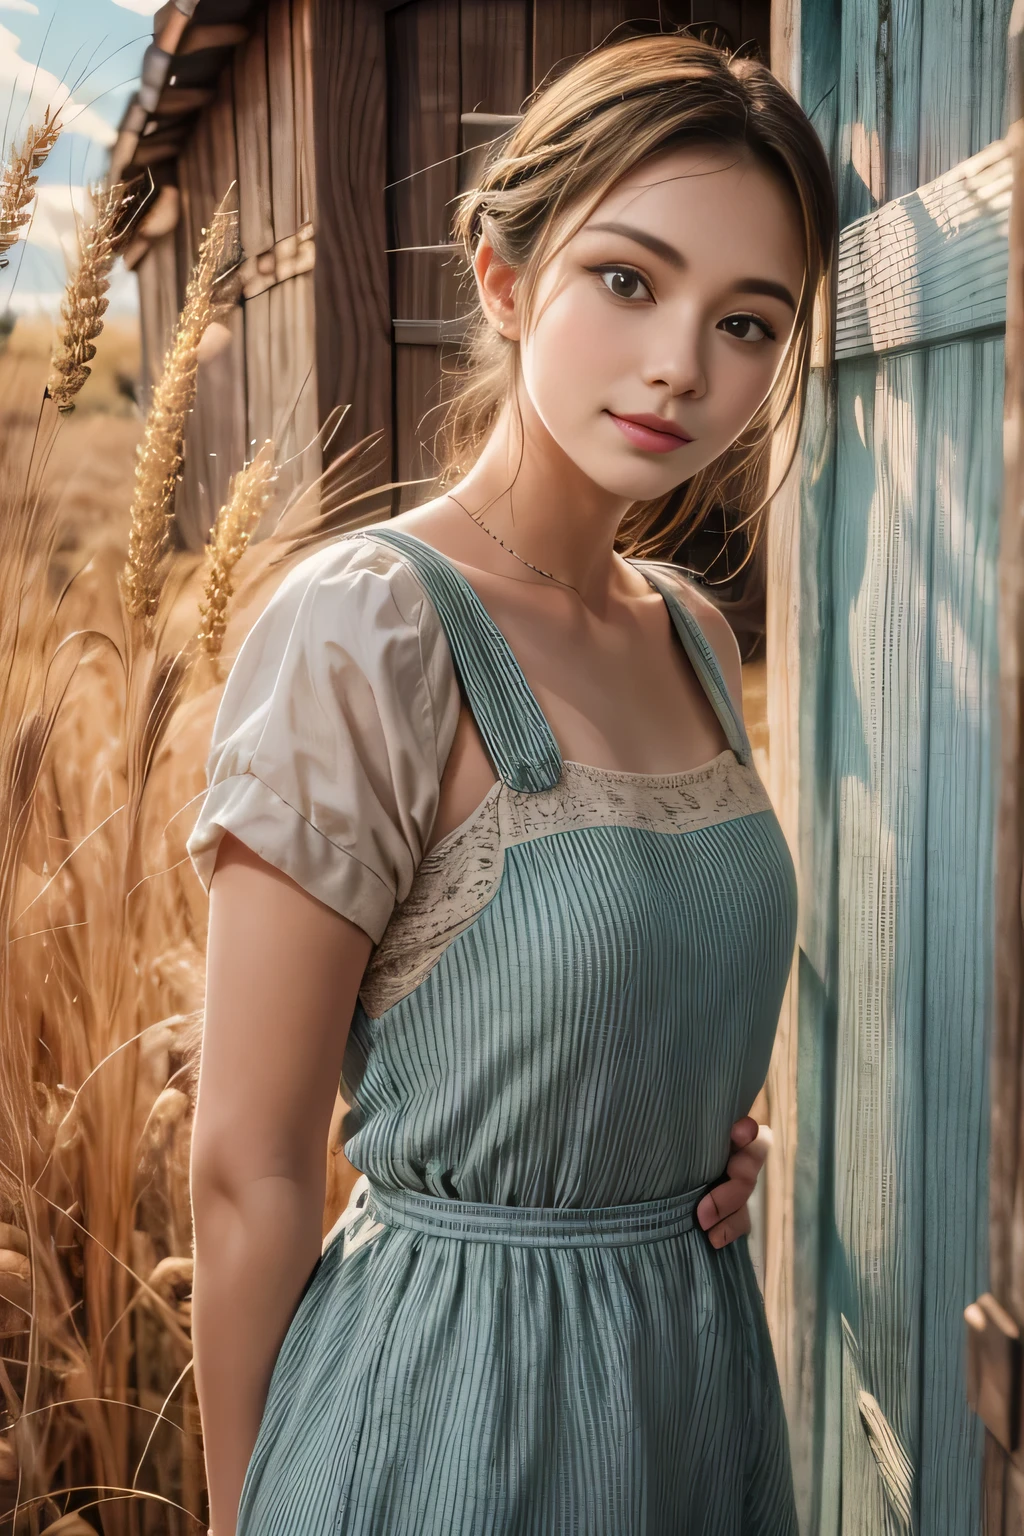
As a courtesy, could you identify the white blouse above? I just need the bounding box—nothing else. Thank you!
[185,535,461,944]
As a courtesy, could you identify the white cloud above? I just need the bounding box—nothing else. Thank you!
[0,3,40,15]
[0,24,116,146]
[109,0,163,13]
[24,183,91,258]
[3,188,139,318]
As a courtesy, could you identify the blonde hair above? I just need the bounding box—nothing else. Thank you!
[433,31,836,561]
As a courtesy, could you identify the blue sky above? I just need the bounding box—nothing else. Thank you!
[1,0,158,315]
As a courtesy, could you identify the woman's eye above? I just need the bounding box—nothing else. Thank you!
[595,267,653,303]
[719,313,776,343]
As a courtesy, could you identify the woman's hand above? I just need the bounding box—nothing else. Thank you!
[696,1116,772,1249]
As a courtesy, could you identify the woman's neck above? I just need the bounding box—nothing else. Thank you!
[446,394,636,607]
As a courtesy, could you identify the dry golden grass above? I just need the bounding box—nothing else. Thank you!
[0,112,61,259]
[197,442,277,661]
[121,201,238,631]
[48,185,130,414]
[0,168,390,1534]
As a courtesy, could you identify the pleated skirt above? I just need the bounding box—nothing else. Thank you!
[236,1183,797,1536]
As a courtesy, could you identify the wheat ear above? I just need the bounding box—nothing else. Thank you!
[0,109,61,258]
[119,200,237,628]
[197,441,277,658]
[47,182,127,412]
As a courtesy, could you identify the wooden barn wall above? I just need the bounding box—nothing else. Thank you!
[767,0,1011,1530]
[135,231,180,406]
[134,0,318,553]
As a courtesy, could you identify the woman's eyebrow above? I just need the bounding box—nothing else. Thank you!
[585,221,686,269]
[583,220,797,311]
[731,277,797,311]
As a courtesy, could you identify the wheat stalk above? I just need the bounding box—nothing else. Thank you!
[46,182,128,413]
[0,109,61,259]
[119,199,238,630]
[197,440,277,659]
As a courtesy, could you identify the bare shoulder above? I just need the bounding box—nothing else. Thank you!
[653,566,745,719]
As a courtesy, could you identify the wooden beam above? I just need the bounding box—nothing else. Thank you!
[153,85,216,115]
[238,223,315,299]
[177,23,251,55]
[835,136,1010,358]
[764,1,841,1531]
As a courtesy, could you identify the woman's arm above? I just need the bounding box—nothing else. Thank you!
[190,832,374,1536]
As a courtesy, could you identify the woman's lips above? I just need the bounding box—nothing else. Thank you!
[606,411,692,454]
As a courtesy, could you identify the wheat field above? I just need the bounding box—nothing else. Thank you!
[0,136,374,1536]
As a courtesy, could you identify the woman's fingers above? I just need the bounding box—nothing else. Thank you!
[705,1204,752,1250]
[729,1114,760,1149]
[695,1120,773,1246]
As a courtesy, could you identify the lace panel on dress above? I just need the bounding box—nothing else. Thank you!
[358,751,772,1019]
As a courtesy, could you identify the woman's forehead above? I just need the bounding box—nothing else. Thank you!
[569,147,805,271]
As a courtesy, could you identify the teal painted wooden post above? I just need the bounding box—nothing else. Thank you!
[768,0,1011,1530]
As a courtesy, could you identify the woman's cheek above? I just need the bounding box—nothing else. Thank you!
[522,320,602,439]
[717,348,779,437]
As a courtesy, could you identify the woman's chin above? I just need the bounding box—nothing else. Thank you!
[576,456,688,504]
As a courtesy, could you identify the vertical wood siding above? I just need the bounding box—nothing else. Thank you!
[311,0,392,475]
[765,10,842,1531]
[134,0,320,551]
[388,0,463,509]
[769,0,1011,1529]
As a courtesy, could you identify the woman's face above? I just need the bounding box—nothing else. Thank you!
[508,141,806,501]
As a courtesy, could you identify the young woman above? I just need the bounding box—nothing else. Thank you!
[186,31,835,1536]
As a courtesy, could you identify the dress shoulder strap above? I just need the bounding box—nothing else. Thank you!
[631,560,753,768]
[360,527,563,793]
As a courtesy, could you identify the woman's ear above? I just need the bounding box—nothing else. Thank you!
[473,229,520,340]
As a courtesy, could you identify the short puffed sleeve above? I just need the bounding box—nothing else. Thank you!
[185,534,461,943]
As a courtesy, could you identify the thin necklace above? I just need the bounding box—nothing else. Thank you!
[445,492,582,597]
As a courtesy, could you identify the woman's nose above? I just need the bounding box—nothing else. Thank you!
[642,319,707,399]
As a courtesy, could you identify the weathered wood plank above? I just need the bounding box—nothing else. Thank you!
[292,0,316,227]
[269,271,319,510]
[388,0,461,509]
[206,69,239,211]
[460,0,528,115]
[920,0,1007,184]
[835,0,922,222]
[175,137,198,310]
[917,334,1000,1534]
[170,74,246,548]
[243,286,274,462]
[267,0,299,242]
[586,1,661,49]
[740,0,772,61]
[771,2,1010,1532]
[831,349,930,1536]
[985,6,1024,1524]
[233,12,274,260]
[181,303,248,550]
[531,1,592,89]
[835,137,1011,358]
[764,2,842,1529]
[135,230,180,402]
[311,0,391,470]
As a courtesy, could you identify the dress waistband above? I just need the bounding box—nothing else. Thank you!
[362,1179,710,1250]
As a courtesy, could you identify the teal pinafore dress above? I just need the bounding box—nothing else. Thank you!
[234,527,799,1535]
